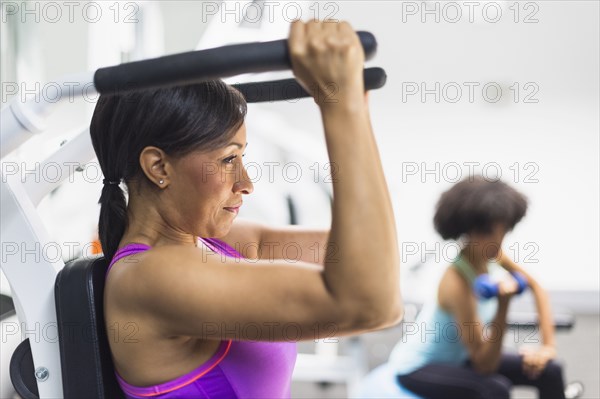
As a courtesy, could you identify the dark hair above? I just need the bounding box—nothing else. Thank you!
[433,176,528,240]
[90,81,247,261]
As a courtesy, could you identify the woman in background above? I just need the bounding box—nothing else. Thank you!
[389,176,565,399]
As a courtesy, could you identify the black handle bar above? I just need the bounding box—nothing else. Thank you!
[232,67,386,103]
[94,31,379,96]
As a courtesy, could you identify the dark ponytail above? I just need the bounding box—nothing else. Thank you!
[90,81,247,261]
[97,182,128,263]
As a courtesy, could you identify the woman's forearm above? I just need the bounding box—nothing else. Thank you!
[497,251,556,347]
[474,298,510,373]
[531,282,556,348]
[320,102,401,326]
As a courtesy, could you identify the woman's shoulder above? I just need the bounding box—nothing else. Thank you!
[105,243,198,300]
[439,263,470,291]
[437,264,473,312]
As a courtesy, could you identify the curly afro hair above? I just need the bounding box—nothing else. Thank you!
[433,176,528,240]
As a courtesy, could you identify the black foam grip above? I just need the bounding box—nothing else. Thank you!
[232,67,387,103]
[94,31,377,95]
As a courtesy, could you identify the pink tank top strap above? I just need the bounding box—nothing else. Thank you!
[105,243,152,278]
[200,237,243,259]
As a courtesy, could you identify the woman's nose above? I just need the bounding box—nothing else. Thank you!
[234,165,254,194]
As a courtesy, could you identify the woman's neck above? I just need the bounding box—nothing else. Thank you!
[124,190,199,248]
[460,245,489,274]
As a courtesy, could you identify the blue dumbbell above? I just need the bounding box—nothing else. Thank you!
[473,272,528,299]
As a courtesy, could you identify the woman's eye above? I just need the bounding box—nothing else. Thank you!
[224,153,246,164]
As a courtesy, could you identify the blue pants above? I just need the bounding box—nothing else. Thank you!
[398,353,565,399]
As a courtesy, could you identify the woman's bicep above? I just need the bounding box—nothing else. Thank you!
[442,272,486,361]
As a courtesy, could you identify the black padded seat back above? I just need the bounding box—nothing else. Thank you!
[55,255,125,399]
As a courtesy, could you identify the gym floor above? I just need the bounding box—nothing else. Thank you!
[291,314,600,399]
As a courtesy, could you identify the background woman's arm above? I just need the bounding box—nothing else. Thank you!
[441,268,511,374]
[498,249,556,349]
[498,250,557,378]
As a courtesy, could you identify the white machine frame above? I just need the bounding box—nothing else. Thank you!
[1,74,96,398]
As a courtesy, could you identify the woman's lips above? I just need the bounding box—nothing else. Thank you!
[224,205,241,214]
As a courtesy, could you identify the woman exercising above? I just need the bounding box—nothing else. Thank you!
[91,20,402,399]
[389,176,565,398]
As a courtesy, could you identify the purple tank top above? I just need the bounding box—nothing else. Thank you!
[105,237,298,398]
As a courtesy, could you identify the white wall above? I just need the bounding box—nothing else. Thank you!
[259,1,600,293]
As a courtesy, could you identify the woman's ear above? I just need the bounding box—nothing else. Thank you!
[139,146,170,188]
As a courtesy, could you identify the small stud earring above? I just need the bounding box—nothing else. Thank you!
[159,179,164,184]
